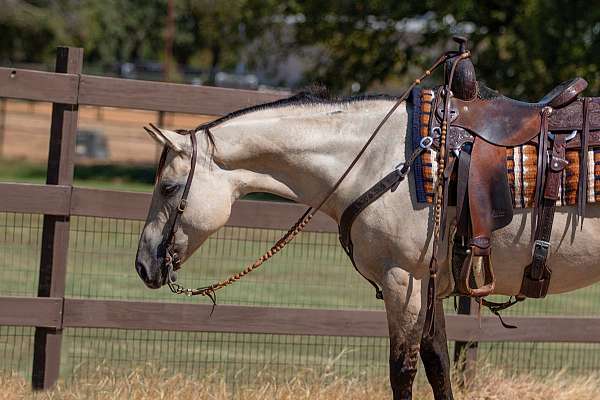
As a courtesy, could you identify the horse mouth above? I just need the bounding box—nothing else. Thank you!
[135,258,158,289]
[147,280,163,289]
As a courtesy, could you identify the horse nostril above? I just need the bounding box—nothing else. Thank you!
[136,261,150,283]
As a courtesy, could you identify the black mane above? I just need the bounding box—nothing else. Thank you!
[195,90,398,131]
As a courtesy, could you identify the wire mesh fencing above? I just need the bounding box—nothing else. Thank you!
[1,210,600,383]
[66,215,382,309]
[62,329,391,385]
[0,213,42,297]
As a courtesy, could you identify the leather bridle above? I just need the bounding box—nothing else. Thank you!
[145,123,198,290]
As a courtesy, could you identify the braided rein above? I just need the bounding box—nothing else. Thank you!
[167,208,313,298]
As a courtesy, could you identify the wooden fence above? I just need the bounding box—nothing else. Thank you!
[1,47,600,390]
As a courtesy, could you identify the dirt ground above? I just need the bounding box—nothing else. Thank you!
[0,99,215,165]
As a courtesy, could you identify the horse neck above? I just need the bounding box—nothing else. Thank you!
[210,100,408,219]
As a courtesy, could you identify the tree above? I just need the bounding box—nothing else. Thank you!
[174,0,282,84]
[77,0,166,65]
[449,0,600,99]
[0,0,597,98]
[278,1,437,93]
[282,0,600,97]
[0,0,67,63]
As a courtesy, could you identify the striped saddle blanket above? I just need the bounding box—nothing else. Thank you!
[411,88,600,208]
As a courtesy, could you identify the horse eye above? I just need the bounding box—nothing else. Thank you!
[160,183,179,196]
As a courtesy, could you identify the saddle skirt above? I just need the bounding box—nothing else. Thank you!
[412,88,600,209]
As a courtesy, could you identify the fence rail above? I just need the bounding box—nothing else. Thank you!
[1,66,286,114]
[1,46,600,389]
[3,296,600,343]
[0,67,79,104]
[78,75,287,114]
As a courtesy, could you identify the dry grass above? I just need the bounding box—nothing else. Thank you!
[2,365,599,400]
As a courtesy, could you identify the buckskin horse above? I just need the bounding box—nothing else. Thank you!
[135,38,599,399]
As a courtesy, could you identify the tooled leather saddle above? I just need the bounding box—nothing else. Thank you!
[428,37,598,300]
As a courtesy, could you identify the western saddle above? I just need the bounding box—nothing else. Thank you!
[337,36,598,335]
[428,37,598,305]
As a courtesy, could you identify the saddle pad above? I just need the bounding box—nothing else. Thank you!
[411,88,600,208]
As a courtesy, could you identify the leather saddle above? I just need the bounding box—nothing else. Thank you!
[429,38,599,299]
[440,78,589,146]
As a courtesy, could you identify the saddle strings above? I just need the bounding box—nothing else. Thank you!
[424,51,471,338]
[167,52,459,300]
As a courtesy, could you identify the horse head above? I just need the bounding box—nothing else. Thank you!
[135,126,233,289]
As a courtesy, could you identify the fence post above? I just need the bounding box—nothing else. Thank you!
[453,296,478,386]
[0,98,6,157]
[31,46,83,390]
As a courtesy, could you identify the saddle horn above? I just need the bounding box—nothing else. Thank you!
[445,36,477,101]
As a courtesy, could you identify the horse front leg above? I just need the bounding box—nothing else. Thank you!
[420,300,454,400]
[382,269,425,400]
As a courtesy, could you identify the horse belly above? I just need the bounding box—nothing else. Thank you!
[491,209,600,295]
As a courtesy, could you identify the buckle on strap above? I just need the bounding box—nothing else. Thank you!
[394,162,410,178]
[177,199,188,212]
[532,240,551,259]
[392,135,435,179]
[419,136,434,149]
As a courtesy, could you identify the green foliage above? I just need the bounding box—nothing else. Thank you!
[280,1,436,92]
[0,0,66,62]
[0,0,598,97]
[77,0,166,64]
[280,0,599,97]
[174,0,283,83]
[442,0,600,99]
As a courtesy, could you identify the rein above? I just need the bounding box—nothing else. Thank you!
[146,50,463,306]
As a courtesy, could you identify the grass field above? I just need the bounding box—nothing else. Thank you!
[3,365,600,400]
[1,157,600,386]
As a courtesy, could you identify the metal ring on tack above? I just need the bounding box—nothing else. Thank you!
[567,130,578,141]
[420,136,434,149]
[440,87,453,98]
[394,162,410,176]
[547,130,578,142]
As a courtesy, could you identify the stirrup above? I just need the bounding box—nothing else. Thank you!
[458,251,496,297]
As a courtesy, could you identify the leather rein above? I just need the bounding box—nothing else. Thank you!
[146,50,465,306]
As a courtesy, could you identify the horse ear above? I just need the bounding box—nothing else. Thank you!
[144,124,184,152]
[144,125,166,145]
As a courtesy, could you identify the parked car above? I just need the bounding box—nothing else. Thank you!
[76,129,109,160]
